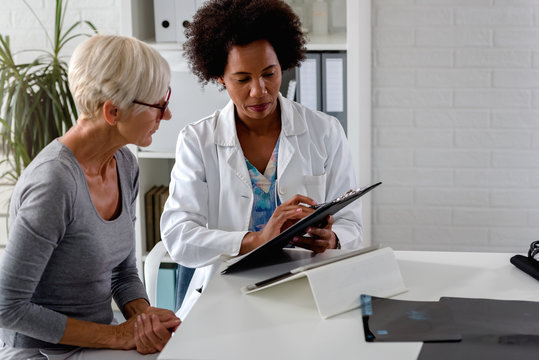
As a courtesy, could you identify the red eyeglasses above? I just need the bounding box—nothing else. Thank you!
[133,86,171,119]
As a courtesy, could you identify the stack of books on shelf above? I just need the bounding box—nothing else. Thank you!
[144,185,169,252]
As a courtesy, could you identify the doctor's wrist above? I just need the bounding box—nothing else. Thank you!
[240,232,264,254]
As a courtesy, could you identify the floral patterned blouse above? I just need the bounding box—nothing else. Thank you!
[246,138,281,232]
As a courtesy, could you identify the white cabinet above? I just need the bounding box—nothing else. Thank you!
[120,0,371,275]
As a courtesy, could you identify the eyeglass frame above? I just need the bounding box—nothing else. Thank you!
[528,240,539,260]
[132,86,171,120]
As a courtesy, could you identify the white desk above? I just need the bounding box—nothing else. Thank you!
[158,251,539,360]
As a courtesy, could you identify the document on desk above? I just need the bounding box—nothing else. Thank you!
[360,295,462,342]
[418,297,539,360]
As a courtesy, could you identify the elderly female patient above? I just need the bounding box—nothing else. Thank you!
[0,34,180,359]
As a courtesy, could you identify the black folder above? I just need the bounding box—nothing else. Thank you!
[221,182,382,274]
[418,297,539,360]
[360,295,462,343]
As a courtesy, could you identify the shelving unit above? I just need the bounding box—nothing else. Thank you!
[120,0,371,276]
[137,151,175,159]
[142,35,347,52]
[305,33,347,51]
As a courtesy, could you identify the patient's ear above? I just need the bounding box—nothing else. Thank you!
[103,100,119,126]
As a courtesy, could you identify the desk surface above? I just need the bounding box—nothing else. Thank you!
[158,250,539,360]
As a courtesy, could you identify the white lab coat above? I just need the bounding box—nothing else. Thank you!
[161,94,362,318]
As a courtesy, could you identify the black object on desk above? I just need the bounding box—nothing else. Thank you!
[510,240,539,281]
[510,255,539,281]
[418,297,539,360]
[222,182,382,274]
[360,295,462,343]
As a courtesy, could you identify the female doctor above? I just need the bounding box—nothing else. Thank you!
[161,0,363,315]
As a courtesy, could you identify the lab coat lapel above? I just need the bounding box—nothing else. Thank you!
[214,101,251,190]
[277,94,306,183]
[277,134,294,182]
[225,147,251,190]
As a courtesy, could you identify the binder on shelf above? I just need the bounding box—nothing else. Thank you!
[144,186,161,252]
[158,186,170,238]
[174,0,197,43]
[322,52,347,131]
[153,0,201,43]
[295,51,347,133]
[296,52,321,112]
[152,186,168,246]
[154,0,178,42]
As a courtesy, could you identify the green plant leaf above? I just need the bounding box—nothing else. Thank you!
[0,0,98,183]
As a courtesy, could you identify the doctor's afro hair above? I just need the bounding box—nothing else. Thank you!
[183,0,306,86]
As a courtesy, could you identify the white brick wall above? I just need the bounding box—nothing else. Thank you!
[0,0,120,63]
[0,0,122,247]
[373,0,539,252]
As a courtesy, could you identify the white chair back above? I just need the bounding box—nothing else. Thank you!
[144,241,169,306]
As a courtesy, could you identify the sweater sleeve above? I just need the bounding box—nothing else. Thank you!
[111,245,149,310]
[0,161,75,344]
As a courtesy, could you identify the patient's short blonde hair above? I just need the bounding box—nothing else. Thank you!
[68,34,170,119]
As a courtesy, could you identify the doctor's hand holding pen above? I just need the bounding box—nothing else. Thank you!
[239,194,339,255]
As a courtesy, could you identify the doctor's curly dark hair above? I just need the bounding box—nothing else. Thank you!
[183,0,306,86]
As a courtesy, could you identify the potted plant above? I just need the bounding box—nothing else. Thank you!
[0,0,96,185]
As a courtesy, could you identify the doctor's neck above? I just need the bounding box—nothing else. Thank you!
[233,105,282,136]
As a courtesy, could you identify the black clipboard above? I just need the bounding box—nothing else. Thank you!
[222,181,382,274]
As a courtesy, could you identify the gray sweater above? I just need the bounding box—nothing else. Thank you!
[0,140,149,348]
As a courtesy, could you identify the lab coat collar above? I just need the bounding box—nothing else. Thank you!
[279,93,308,137]
[213,93,307,147]
[213,100,250,189]
[214,100,238,147]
